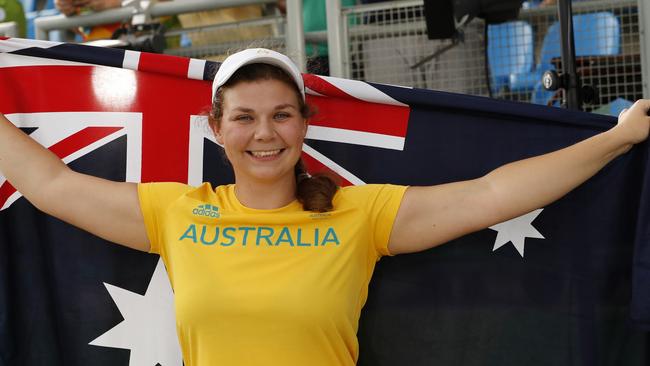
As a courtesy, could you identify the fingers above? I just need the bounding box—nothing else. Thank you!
[619,99,650,122]
[632,99,650,115]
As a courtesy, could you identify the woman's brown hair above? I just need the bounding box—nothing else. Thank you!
[209,63,338,212]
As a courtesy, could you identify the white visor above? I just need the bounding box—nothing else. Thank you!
[211,48,305,102]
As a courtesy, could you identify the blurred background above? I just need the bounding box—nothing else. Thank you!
[1,0,647,117]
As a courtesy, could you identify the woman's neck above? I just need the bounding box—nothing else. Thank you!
[233,178,297,210]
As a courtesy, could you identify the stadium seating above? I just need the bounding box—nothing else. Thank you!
[509,12,620,105]
[487,20,534,95]
[22,0,58,39]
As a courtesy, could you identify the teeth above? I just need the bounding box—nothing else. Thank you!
[250,149,282,157]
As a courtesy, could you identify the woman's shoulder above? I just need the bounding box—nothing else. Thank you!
[338,183,406,195]
[335,183,407,205]
[140,181,226,199]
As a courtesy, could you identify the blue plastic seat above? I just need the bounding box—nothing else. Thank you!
[603,97,633,116]
[511,12,620,106]
[20,0,35,12]
[24,0,59,39]
[27,8,62,39]
[487,21,534,95]
[20,0,53,12]
[23,0,59,39]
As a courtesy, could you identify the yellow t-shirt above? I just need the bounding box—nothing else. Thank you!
[138,182,407,366]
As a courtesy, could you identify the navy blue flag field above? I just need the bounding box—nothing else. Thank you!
[0,37,648,365]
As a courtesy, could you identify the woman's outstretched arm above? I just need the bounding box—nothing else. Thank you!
[388,99,650,255]
[0,113,150,252]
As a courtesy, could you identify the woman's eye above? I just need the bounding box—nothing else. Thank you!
[275,112,290,120]
[235,115,253,122]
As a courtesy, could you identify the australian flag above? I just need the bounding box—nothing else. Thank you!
[0,37,648,366]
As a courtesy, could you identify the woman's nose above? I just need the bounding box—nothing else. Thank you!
[254,119,275,140]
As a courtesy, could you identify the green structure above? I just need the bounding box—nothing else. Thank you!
[0,0,26,37]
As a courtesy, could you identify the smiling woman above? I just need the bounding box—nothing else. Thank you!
[0,47,649,366]
[136,49,410,366]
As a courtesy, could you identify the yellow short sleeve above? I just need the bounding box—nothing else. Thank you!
[137,182,194,255]
[338,184,408,257]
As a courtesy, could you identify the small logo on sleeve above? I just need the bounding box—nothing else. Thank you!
[309,212,331,219]
[192,204,220,218]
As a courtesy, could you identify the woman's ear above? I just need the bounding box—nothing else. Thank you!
[214,126,224,146]
[210,119,225,146]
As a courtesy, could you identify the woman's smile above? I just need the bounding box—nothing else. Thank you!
[247,148,286,159]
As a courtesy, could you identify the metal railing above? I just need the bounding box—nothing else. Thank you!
[328,0,423,79]
[326,0,648,113]
[163,15,286,60]
[639,0,650,98]
[28,0,650,108]
[0,22,18,37]
[33,0,307,71]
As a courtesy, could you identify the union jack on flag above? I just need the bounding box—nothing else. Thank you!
[0,37,649,366]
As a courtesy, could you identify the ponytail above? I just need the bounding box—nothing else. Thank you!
[295,159,338,212]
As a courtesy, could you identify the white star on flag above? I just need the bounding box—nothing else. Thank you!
[89,258,182,366]
[489,208,545,257]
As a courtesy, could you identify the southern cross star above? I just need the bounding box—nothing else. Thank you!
[89,259,182,366]
[489,208,545,257]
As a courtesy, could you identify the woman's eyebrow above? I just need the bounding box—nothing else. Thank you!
[274,104,297,110]
[231,106,255,113]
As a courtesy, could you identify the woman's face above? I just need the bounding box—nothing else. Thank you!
[213,78,307,185]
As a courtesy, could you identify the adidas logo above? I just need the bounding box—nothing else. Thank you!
[192,204,220,218]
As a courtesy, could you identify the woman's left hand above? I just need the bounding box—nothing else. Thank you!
[612,99,650,148]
